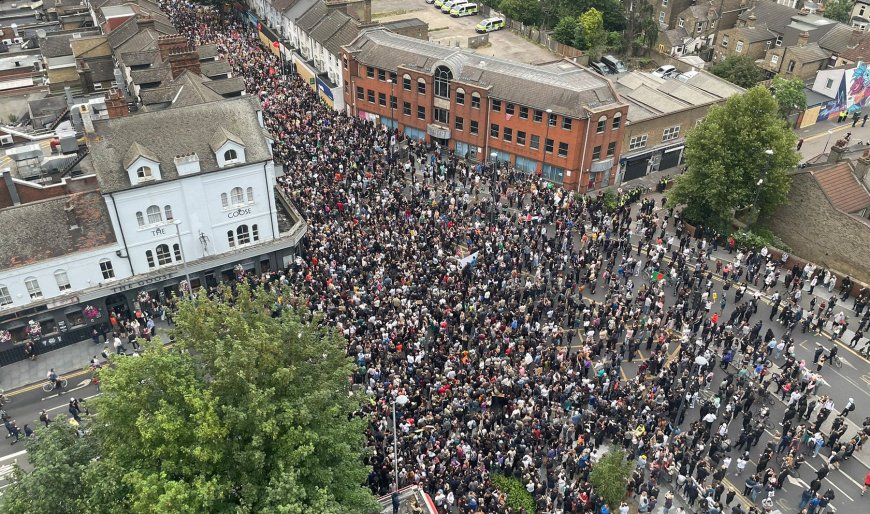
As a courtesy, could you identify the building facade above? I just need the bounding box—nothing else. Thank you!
[341,29,628,191]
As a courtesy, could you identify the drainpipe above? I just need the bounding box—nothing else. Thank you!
[483,93,492,166]
[578,107,591,193]
[108,191,134,275]
[264,161,276,240]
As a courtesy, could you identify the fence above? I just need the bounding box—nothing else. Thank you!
[477,6,586,62]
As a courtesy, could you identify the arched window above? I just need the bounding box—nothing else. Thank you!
[25,277,42,299]
[230,187,244,205]
[455,87,465,105]
[54,270,71,291]
[137,166,152,179]
[246,187,254,203]
[155,244,172,265]
[434,65,452,99]
[252,224,260,242]
[146,205,162,224]
[596,115,607,133]
[402,74,411,91]
[164,205,173,221]
[416,77,426,95]
[221,193,229,209]
[471,92,481,109]
[173,243,182,261]
[146,250,155,268]
[0,284,12,306]
[612,112,622,130]
[227,230,235,248]
[136,211,145,227]
[224,149,238,162]
[237,225,251,245]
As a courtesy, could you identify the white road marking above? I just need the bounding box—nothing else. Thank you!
[0,451,25,463]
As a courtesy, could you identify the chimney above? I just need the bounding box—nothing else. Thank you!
[850,28,863,49]
[167,49,201,79]
[798,31,809,47]
[2,168,20,206]
[77,60,94,92]
[10,23,18,38]
[174,153,201,175]
[827,143,846,163]
[747,14,756,28]
[856,151,870,182]
[80,104,94,134]
[105,87,129,118]
[158,34,189,61]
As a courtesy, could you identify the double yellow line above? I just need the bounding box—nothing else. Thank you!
[4,367,92,398]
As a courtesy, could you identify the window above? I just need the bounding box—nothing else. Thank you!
[735,41,744,53]
[520,106,529,119]
[366,66,374,78]
[434,107,449,124]
[0,285,12,306]
[562,117,572,130]
[548,112,557,127]
[597,116,607,133]
[470,120,479,135]
[506,103,515,115]
[231,187,244,205]
[490,123,499,138]
[678,17,684,28]
[787,60,796,73]
[378,69,386,81]
[503,127,513,142]
[456,88,465,105]
[164,205,173,221]
[252,224,260,241]
[417,78,426,94]
[403,102,411,116]
[775,35,782,47]
[224,149,238,162]
[545,138,554,153]
[721,35,729,47]
[659,11,665,23]
[390,72,397,83]
[662,126,681,141]
[356,86,364,100]
[471,92,481,109]
[558,142,568,157]
[530,134,540,149]
[136,166,152,179]
[25,277,42,299]
[146,250,155,268]
[533,110,542,123]
[826,78,834,88]
[237,225,251,245]
[612,112,622,130]
[696,22,703,34]
[517,130,526,145]
[173,243,182,261]
[221,193,229,208]
[771,55,780,65]
[156,244,172,265]
[136,211,145,227]
[246,187,254,203]
[100,259,115,280]
[378,92,386,106]
[455,116,464,131]
[629,134,648,150]
[146,205,162,224]
[592,145,602,160]
[417,106,426,120]
[227,230,235,248]
[607,142,616,156]
[367,89,375,103]
[54,270,71,291]
[403,74,411,91]
[390,95,397,109]
[434,65,452,99]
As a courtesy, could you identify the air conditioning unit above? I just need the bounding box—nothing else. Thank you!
[1,39,11,46]
[0,134,14,146]
[12,37,23,44]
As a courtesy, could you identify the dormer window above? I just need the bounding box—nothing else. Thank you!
[137,166,153,179]
[124,142,161,185]
[224,149,238,162]
[210,127,246,168]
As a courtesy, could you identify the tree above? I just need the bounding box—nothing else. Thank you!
[579,8,607,56]
[499,0,543,26]
[667,86,801,231]
[553,15,580,46]
[589,449,633,509]
[0,286,378,514]
[822,0,853,23]
[709,55,765,89]
[770,75,807,120]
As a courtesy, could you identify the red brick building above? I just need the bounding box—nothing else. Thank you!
[341,29,628,191]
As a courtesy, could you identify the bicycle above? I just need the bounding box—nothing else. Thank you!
[829,353,842,369]
[42,378,68,393]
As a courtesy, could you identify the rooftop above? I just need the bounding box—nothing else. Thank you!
[615,70,744,123]
[812,161,870,214]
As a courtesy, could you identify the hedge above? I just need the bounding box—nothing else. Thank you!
[492,474,536,513]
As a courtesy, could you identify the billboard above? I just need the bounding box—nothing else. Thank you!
[817,62,870,122]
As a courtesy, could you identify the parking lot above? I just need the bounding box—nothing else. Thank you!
[372,0,559,64]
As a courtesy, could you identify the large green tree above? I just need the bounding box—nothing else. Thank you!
[499,0,543,25]
[1,287,377,514]
[623,0,657,56]
[770,75,808,120]
[589,449,633,509]
[667,86,801,231]
[579,8,608,56]
[822,0,853,23]
[709,55,765,88]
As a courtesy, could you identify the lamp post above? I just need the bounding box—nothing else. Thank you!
[392,394,409,492]
[821,128,834,154]
[542,108,553,178]
[387,79,395,158]
[749,149,774,226]
[173,220,193,296]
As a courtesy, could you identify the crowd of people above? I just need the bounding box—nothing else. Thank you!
[153,2,869,513]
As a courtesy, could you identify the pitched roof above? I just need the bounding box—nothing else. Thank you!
[733,26,778,43]
[200,59,232,78]
[119,49,160,66]
[87,96,271,193]
[271,0,295,11]
[197,44,219,60]
[739,2,798,34]
[812,162,870,214]
[297,1,329,33]
[663,27,689,47]
[85,59,118,82]
[324,17,360,56]
[42,30,101,58]
[139,70,224,109]
[123,141,160,168]
[70,35,110,58]
[838,32,870,62]
[818,24,856,54]
[616,70,743,124]
[786,42,830,63]
[310,10,350,48]
[204,76,246,96]
[209,126,245,152]
[284,0,318,19]
[130,64,171,85]
[0,192,117,271]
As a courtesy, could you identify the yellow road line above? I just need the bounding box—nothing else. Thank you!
[803,123,852,142]
[5,367,91,397]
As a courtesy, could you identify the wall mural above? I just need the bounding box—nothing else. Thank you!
[817,62,869,122]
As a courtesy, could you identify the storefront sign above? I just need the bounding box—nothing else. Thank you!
[228,207,252,218]
[151,227,167,237]
[110,272,175,294]
[427,124,451,140]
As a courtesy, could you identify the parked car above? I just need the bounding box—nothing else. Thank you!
[652,65,677,78]
[451,2,478,16]
[434,0,447,8]
[475,17,505,33]
[425,0,435,3]
[440,0,464,12]
[589,61,610,76]
[601,55,627,74]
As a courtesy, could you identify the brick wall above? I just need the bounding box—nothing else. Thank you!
[766,171,870,283]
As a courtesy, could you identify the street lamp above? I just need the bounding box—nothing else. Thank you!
[821,128,834,154]
[749,149,774,226]
[392,394,409,492]
[173,220,193,296]
[387,79,395,158]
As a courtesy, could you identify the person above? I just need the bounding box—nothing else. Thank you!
[68,398,82,423]
[46,368,61,391]
[39,409,50,427]
[391,491,400,514]
[863,471,870,496]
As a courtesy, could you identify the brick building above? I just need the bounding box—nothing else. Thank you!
[341,29,628,191]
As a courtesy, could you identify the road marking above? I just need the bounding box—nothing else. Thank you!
[0,451,26,463]
[803,124,851,142]
[44,393,100,413]
[722,478,753,508]
[5,368,91,398]
[839,356,856,369]
[40,380,91,401]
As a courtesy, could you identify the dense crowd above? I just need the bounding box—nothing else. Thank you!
[156,2,869,513]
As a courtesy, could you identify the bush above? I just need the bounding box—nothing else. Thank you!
[492,474,536,513]
[601,189,618,211]
[731,228,790,252]
[589,449,633,509]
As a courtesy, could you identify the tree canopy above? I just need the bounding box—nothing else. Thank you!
[579,8,607,57]
[667,86,801,231]
[770,75,808,120]
[499,0,543,25]
[822,0,853,23]
[589,449,633,509]
[709,55,765,89]
[0,286,377,514]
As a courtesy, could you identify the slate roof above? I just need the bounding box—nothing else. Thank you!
[200,59,232,78]
[130,64,171,85]
[0,192,117,271]
[197,44,219,60]
[812,162,870,214]
[345,29,623,117]
[838,32,870,62]
[284,0,318,19]
[787,42,830,63]
[42,30,101,58]
[138,70,224,109]
[818,24,856,54]
[738,2,798,34]
[209,126,245,152]
[28,95,68,118]
[663,27,689,47]
[310,10,350,48]
[120,49,160,66]
[733,26,778,44]
[123,141,159,168]
[271,0,295,11]
[87,96,271,193]
[297,1,329,34]
[324,18,361,56]
[85,59,118,82]
[204,76,246,96]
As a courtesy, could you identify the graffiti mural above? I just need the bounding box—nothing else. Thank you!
[816,62,870,122]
